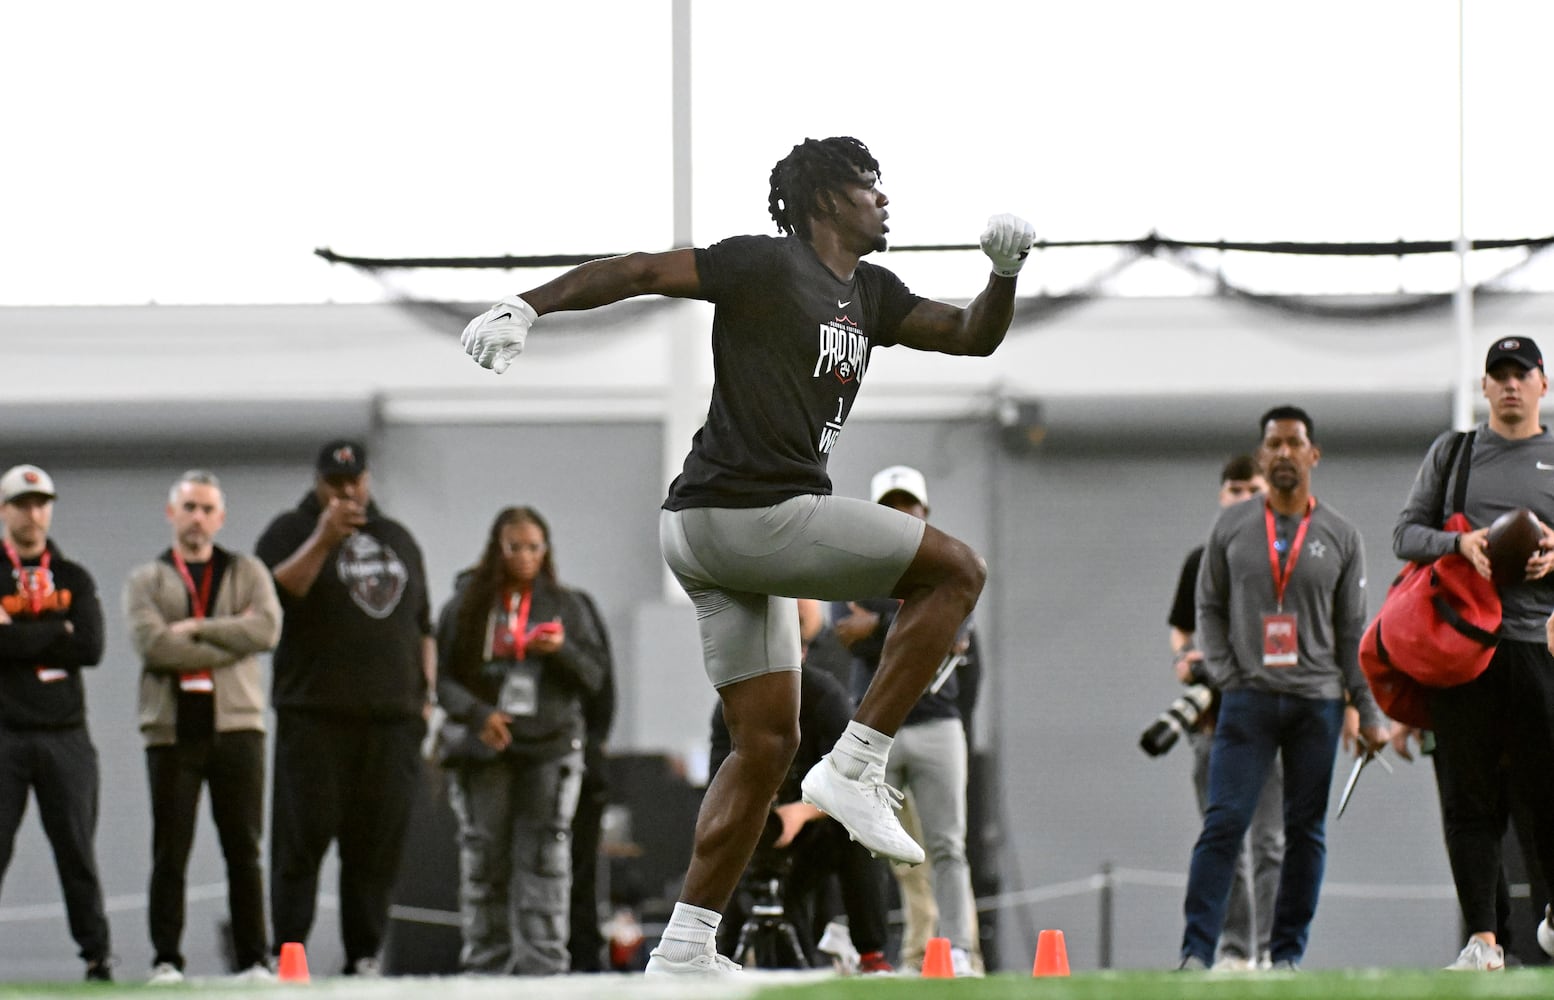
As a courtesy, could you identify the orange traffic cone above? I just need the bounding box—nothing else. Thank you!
[1033,928,1070,976]
[922,936,954,978]
[278,941,311,984]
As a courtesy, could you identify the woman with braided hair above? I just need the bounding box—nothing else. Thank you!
[461,136,1035,975]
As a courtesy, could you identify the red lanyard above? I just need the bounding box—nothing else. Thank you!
[4,540,50,616]
[1264,498,1315,612]
[505,588,533,658]
[170,551,214,620]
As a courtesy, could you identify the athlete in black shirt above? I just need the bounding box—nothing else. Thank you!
[461,136,1034,975]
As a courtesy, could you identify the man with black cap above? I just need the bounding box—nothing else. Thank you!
[1394,336,1554,971]
[255,441,434,975]
[0,464,113,981]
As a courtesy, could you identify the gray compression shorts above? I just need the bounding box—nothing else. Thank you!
[659,494,927,688]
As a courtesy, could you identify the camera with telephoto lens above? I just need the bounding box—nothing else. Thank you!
[1139,684,1216,757]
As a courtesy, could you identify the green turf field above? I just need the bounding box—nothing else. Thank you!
[4,969,1554,1000]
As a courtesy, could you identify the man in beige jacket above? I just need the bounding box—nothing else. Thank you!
[124,471,281,984]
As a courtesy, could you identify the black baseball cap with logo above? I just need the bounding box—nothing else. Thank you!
[316,439,368,477]
[1485,337,1543,373]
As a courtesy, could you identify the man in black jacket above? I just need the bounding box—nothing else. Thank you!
[256,441,434,975]
[0,464,112,981]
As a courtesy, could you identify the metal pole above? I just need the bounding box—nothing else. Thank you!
[671,0,692,249]
[1451,0,1474,432]
[1098,861,1114,969]
[663,0,699,601]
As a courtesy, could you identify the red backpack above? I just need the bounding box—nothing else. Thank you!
[1359,433,1500,728]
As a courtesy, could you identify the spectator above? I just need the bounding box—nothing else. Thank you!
[1395,337,1554,971]
[0,464,112,981]
[568,588,615,973]
[435,507,609,975]
[1178,406,1388,971]
[124,470,281,983]
[1167,455,1282,969]
[255,441,434,976]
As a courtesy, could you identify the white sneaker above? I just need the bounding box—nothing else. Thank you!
[1539,905,1554,958]
[950,947,982,978]
[1445,937,1504,971]
[644,946,742,976]
[1211,954,1253,972]
[800,756,924,865]
[233,962,277,982]
[817,920,860,975]
[147,963,183,985]
[349,956,382,977]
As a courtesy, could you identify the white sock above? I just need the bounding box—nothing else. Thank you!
[655,902,721,961]
[831,722,892,778]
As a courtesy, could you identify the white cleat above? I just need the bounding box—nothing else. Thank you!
[147,963,184,985]
[1445,937,1504,971]
[233,962,277,982]
[644,947,742,976]
[800,755,924,866]
[1539,904,1554,958]
[817,920,860,975]
[950,946,983,978]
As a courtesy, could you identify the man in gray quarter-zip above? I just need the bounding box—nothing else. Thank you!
[1394,336,1554,972]
[1178,406,1390,972]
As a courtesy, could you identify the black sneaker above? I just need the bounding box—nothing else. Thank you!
[85,958,114,982]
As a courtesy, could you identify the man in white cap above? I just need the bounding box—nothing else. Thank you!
[832,466,984,977]
[0,464,113,981]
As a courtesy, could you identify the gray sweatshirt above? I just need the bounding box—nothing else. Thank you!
[1197,494,1383,729]
[1393,423,1554,643]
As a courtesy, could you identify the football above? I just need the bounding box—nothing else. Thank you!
[1485,507,1546,586]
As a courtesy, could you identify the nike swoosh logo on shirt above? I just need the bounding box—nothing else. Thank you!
[837,299,851,308]
[1538,462,1554,471]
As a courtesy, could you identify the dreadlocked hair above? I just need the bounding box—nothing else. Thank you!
[767,137,880,240]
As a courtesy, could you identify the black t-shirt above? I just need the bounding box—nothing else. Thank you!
[159,548,229,741]
[664,235,923,510]
[1168,545,1204,633]
[255,492,431,718]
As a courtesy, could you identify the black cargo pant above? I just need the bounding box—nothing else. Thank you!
[270,710,424,968]
[0,724,111,963]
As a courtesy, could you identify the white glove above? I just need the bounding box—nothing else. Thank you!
[461,295,537,374]
[980,214,1037,278]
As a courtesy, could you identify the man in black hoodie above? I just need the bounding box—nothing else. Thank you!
[0,464,112,981]
[256,441,433,975]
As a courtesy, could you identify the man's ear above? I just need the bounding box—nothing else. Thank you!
[813,188,836,217]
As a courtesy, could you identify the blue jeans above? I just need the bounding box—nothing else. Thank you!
[1180,689,1344,965]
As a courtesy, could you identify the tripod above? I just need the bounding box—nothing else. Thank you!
[732,876,809,969]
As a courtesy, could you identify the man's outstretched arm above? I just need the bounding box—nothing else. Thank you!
[892,213,1035,357]
[463,249,702,372]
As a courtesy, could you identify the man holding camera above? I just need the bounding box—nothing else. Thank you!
[1178,407,1388,971]
[1166,455,1282,970]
